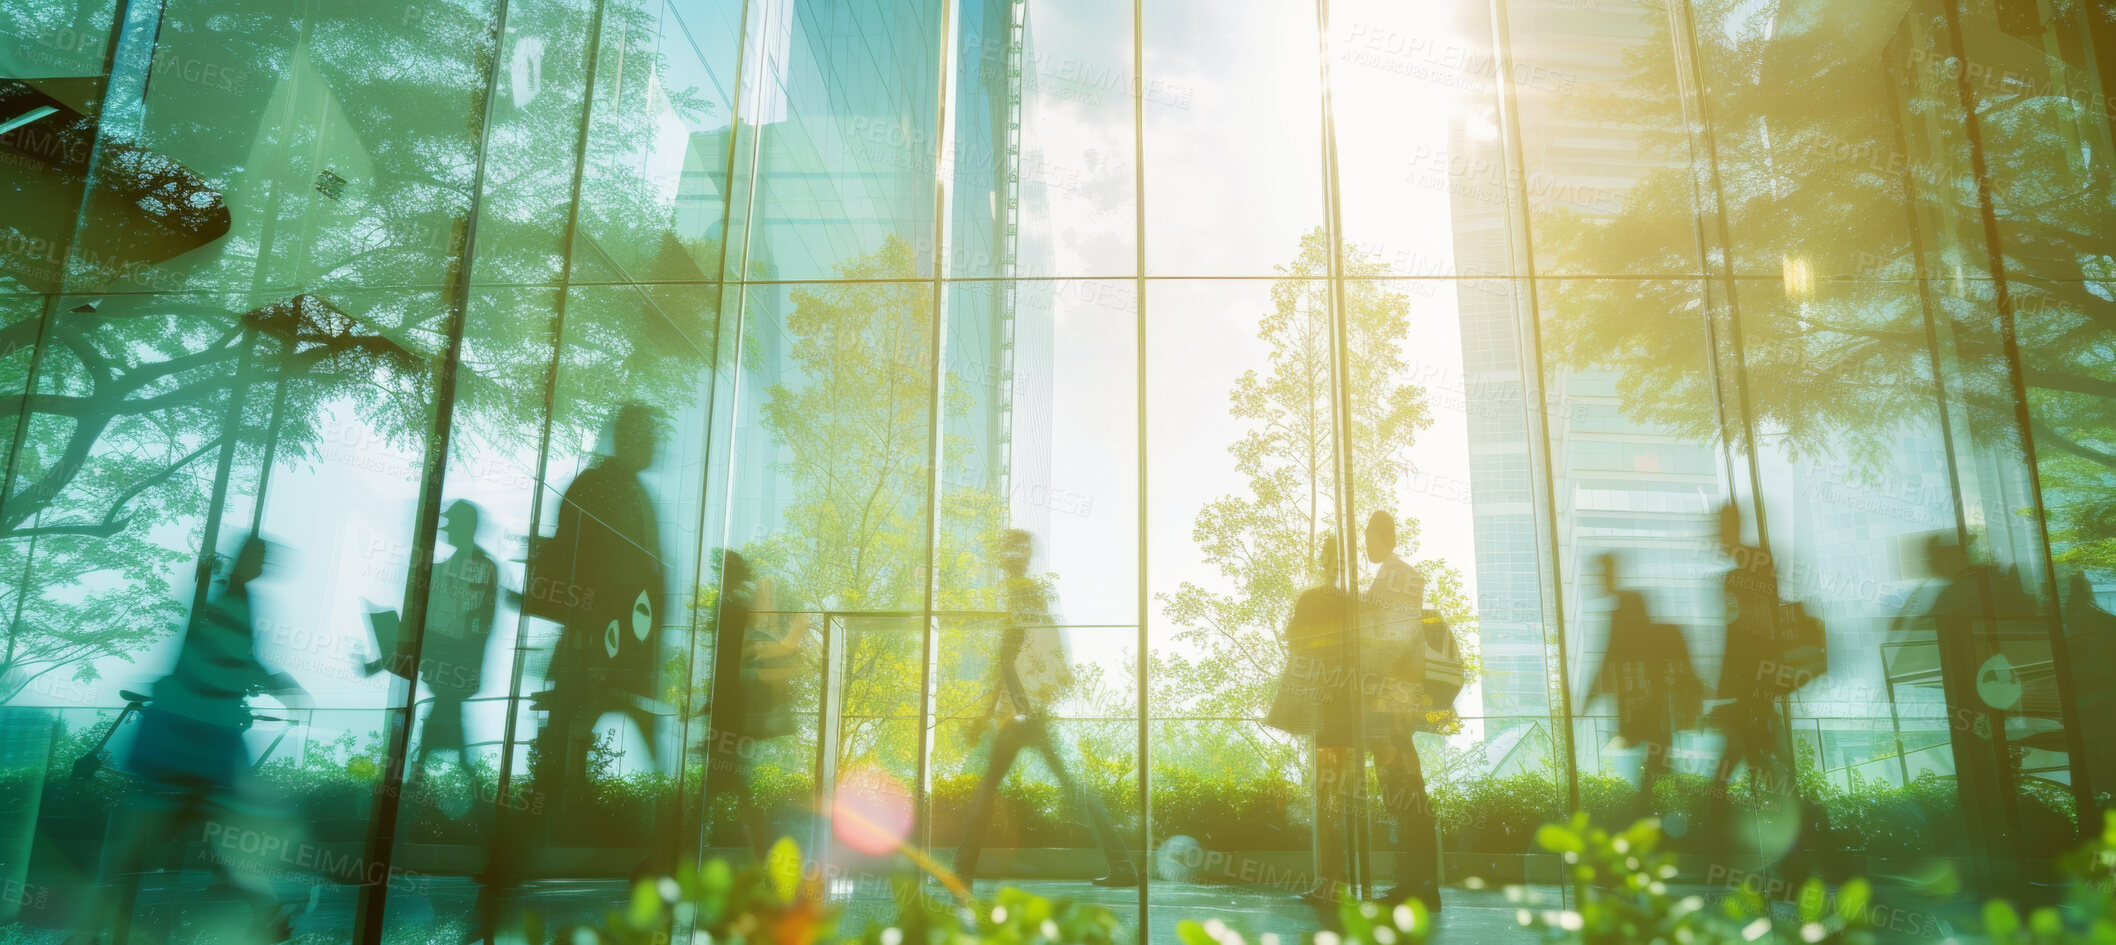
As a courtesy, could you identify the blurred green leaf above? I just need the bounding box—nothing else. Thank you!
[628,877,661,929]
[1836,877,1871,923]
[1537,822,1583,854]
[1798,876,1827,923]
[767,836,802,902]
[1174,919,1216,945]
[1986,899,2021,941]
[2032,906,2065,937]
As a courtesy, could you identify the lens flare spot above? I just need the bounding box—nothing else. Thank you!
[832,765,913,856]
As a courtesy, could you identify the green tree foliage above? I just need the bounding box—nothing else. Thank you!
[1531,1,2116,573]
[741,235,1008,774]
[0,0,718,700]
[1155,227,1475,779]
[752,236,955,615]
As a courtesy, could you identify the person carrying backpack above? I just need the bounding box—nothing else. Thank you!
[1583,551,1701,795]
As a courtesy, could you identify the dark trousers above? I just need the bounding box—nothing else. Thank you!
[954,717,1131,881]
[704,707,776,861]
[485,693,672,886]
[1709,697,1790,790]
[1624,723,1676,795]
[1376,729,1439,892]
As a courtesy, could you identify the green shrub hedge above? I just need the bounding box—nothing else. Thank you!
[3,715,2082,864]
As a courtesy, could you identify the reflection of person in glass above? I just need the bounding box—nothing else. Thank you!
[530,404,668,816]
[1267,533,1354,907]
[361,499,498,793]
[1360,511,1442,912]
[953,529,1137,889]
[2065,571,2116,806]
[1898,533,2020,889]
[1583,551,1699,796]
[703,550,808,859]
[1707,503,1791,792]
[75,535,309,944]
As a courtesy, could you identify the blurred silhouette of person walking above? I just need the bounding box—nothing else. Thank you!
[479,403,671,936]
[2065,571,2116,806]
[361,499,499,792]
[1361,511,1447,912]
[1897,533,2027,895]
[954,529,1137,890]
[703,550,808,860]
[1702,503,1830,880]
[1583,551,1699,797]
[527,404,669,814]
[1264,533,1361,907]
[70,534,309,944]
[1706,503,1795,794]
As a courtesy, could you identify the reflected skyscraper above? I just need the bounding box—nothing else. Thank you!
[1446,0,1720,755]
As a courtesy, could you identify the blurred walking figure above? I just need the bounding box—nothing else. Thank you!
[1582,551,1700,796]
[1265,532,1355,906]
[954,529,1137,889]
[1707,503,1796,793]
[1897,533,2028,892]
[361,499,499,790]
[1361,511,1446,912]
[482,403,671,931]
[1703,501,1830,886]
[526,404,669,809]
[703,550,807,859]
[2065,572,2116,805]
[71,534,310,944]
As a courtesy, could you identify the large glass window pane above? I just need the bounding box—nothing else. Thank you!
[1681,0,1920,282]
[358,282,559,941]
[704,265,935,918]
[1500,0,1702,278]
[457,279,719,933]
[1947,0,2116,842]
[569,0,745,287]
[734,0,945,282]
[1731,278,1990,878]
[3,0,505,936]
[466,0,596,286]
[947,0,1136,280]
[1326,0,1514,281]
[927,278,1139,932]
[8,278,454,942]
[1142,0,1320,277]
[1147,276,1340,932]
[1340,273,1550,914]
[1533,277,1729,844]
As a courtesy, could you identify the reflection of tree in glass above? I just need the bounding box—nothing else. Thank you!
[0,0,717,700]
[1532,1,2115,571]
[1155,228,1476,780]
[744,235,1004,772]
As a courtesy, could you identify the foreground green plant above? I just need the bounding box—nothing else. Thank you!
[1174,895,1433,945]
[858,882,1124,945]
[552,809,2116,945]
[1521,813,1874,945]
[543,837,1442,945]
[537,838,834,945]
[536,838,1124,945]
[1976,810,2116,945]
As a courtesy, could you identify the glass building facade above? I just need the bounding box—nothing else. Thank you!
[2,0,2114,940]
